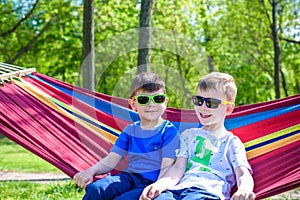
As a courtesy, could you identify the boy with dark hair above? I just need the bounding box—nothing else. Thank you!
[74,72,180,200]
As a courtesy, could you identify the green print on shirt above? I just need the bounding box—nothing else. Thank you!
[187,136,212,172]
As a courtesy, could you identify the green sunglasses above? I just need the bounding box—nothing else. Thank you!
[134,94,167,106]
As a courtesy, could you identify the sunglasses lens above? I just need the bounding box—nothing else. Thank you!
[137,96,150,105]
[153,95,166,104]
[192,96,204,106]
[206,99,220,108]
[192,96,221,108]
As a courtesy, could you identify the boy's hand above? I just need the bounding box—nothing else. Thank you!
[73,171,93,188]
[231,190,256,200]
[233,166,255,200]
[139,182,165,200]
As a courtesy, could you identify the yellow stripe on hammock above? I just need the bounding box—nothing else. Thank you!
[13,79,118,144]
[245,125,300,159]
[245,125,299,148]
[79,119,118,144]
[49,96,121,137]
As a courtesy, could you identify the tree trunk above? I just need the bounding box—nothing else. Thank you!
[271,0,281,99]
[137,0,154,74]
[172,30,189,107]
[280,68,288,97]
[208,55,214,72]
[82,0,95,91]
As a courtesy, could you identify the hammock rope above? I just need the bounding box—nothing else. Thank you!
[0,63,299,199]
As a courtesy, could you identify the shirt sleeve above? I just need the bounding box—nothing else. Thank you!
[161,121,180,159]
[175,129,192,158]
[228,135,252,174]
[110,125,131,158]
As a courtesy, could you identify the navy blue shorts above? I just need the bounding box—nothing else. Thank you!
[83,172,154,200]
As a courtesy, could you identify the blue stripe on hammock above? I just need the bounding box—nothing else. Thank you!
[28,74,140,122]
[55,102,120,137]
[29,74,300,131]
[225,105,300,130]
[245,129,300,151]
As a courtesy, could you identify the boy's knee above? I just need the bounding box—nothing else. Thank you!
[85,182,97,192]
[83,182,104,200]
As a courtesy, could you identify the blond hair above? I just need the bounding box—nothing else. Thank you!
[197,72,237,102]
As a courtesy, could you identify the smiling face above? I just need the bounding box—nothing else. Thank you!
[128,88,168,129]
[194,88,234,131]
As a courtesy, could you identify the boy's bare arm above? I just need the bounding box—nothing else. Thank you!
[157,157,176,178]
[140,157,187,200]
[73,152,122,188]
[231,166,256,200]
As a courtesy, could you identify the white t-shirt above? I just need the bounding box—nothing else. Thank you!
[172,128,252,200]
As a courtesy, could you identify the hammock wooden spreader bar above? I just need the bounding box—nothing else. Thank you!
[0,65,299,199]
[0,62,35,80]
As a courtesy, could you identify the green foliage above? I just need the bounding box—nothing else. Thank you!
[0,0,299,108]
[190,0,300,104]
[0,0,82,84]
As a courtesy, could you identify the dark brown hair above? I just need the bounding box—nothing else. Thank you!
[130,72,166,98]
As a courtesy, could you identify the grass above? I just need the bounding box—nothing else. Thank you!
[0,137,60,172]
[0,136,84,199]
[0,181,84,200]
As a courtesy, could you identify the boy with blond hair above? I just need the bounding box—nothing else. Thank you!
[140,72,255,200]
[74,72,179,200]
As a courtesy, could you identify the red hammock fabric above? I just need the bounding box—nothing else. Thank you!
[0,73,299,199]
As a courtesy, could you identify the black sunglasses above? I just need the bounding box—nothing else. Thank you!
[135,94,167,106]
[192,95,232,109]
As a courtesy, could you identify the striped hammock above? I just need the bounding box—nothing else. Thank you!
[0,66,299,199]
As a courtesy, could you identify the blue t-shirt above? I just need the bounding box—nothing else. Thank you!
[111,120,180,181]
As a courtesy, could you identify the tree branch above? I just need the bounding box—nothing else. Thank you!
[0,0,39,37]
[7,19,52,64]
[258,0,272,28]
[280,37,300,45]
